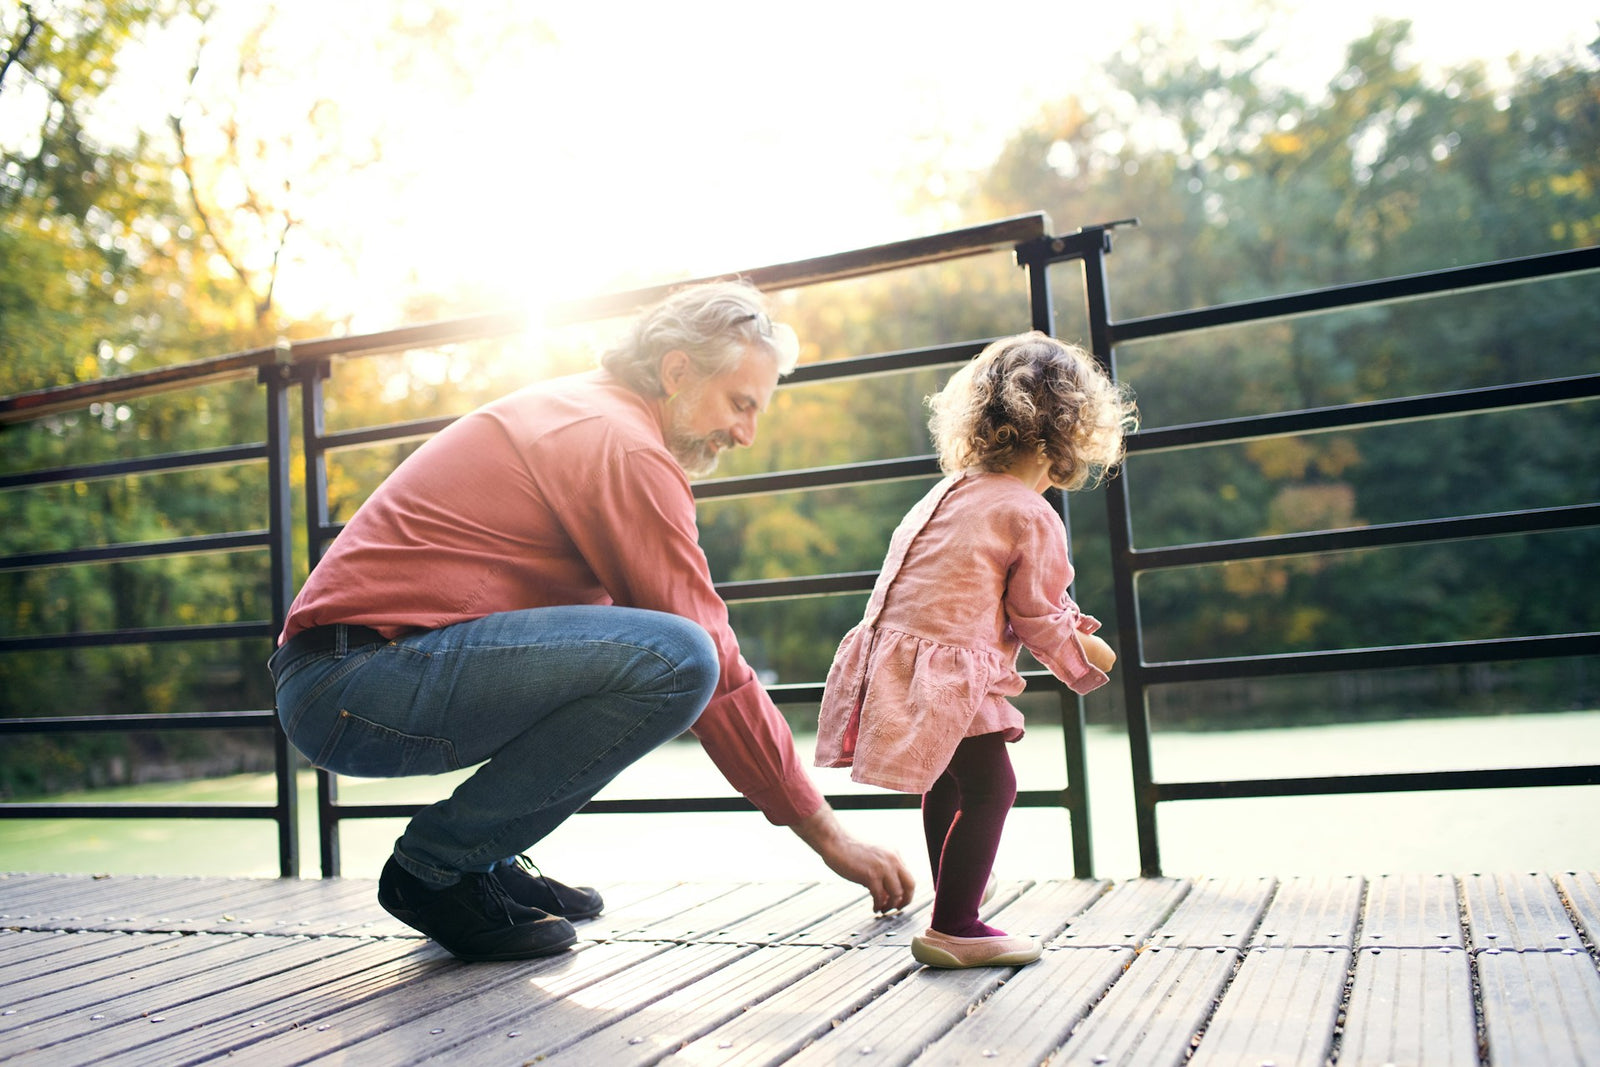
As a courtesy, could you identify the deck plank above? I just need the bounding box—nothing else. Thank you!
[0,873,67,894]
[104,940,438,1065]
[582,880,746,942]
[3,935,374,1064]
[0,873,224,924]
[113,877,341,933]
[21,881,228,928]
[1052,876,1189,948]
[1558,871,1600,943]
[1463,872,1586,950]
[672,946,916,1066]
[985,878,1108,941]
[779,954,1002,1067]
[611,881,817,943]
[1051,946,1240,1067]
[701,881,868,945]
[1249,874,1365,948]
[781,889,933,949]
[1339,945,1477,1067]
[217,940,666,1066]
[908,947,1133,1066]
[1151,875,1276,949]
[1188,947,1350,1067]
[0,929,174,980]
[401,943,759,1065]
[0,933,244,1023]
[1479,947,1600,1065]
[538,945,841,1065]
[1360,872,1465,949]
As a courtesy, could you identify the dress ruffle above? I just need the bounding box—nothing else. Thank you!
[816,624,1019,794]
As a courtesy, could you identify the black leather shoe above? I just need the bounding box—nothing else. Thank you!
[494,855,605,920]
[378,856,577,961]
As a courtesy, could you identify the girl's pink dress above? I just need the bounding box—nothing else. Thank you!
[815,471,1110,793]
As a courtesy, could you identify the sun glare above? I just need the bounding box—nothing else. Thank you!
[88,0,1597,337]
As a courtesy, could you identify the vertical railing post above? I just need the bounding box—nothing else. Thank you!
[1080,233,1162,876]
[296,359,342,879]
[261,352,300,878]
[1017,236,1096,878]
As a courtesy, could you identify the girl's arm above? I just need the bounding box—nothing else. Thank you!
[1003,501,1111,694]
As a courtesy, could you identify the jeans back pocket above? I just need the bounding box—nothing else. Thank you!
[315,709,459,779]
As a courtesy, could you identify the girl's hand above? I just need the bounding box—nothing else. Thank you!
[1079,632,1117,674]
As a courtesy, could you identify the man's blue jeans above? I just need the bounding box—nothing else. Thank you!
[268,606,718,887]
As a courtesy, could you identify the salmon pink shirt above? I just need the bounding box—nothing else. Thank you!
[282,369,823,826]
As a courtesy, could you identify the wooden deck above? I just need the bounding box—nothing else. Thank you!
[3,870,1599,1065]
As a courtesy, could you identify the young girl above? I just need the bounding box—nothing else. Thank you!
[815,332,1135,968]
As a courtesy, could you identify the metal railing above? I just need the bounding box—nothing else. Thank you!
[2,214,1596,879]
[1087,243,1600,875]
[0,363,303,875]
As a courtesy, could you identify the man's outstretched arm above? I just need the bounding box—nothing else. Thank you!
[791,803,916,913]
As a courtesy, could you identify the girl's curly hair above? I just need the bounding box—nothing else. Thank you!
[927,332,1137,491]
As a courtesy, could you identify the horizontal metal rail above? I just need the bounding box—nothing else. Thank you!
[1155,764,1600,803]
[1139,632,1599,685]
[0,442,270,490]
[0,621,274,654]
[0,530,271,573]
[782,339,991,387]
[310,786,1081,827]
[1131,374,1600,453]
[0,347,280,428]
[1129,503,1600,570]
[761,667,1066,708]
[0,803,282,820]
[696,456,943,503]
[714,571,878,604]
[0,710,290,831]
[317,415,457,453]
[1109,245,1600,344]
[0,711,279,733]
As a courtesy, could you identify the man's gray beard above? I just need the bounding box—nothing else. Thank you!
[667,427,735,478]
[671,439,720,478]
[665,393,734,477]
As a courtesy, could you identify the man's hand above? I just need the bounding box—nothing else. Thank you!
[792,805,915,913]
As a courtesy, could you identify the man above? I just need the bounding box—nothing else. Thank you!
[269,280,915,962]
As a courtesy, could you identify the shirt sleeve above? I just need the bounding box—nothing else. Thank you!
[1003,506,1111,696]
[553,436,825,826]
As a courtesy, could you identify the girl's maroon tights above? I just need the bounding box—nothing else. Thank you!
[921,731,1017,938]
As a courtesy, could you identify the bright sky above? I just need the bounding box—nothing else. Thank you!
[83,0,1600,326]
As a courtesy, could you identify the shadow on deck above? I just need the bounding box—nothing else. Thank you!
[3,870,1600,1065]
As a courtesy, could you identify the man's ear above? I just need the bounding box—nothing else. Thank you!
[659,349,692,397]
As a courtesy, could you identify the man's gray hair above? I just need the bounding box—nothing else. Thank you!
[601,279,800,396]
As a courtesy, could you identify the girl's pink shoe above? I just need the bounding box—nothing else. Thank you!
[910,928,1041,968]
